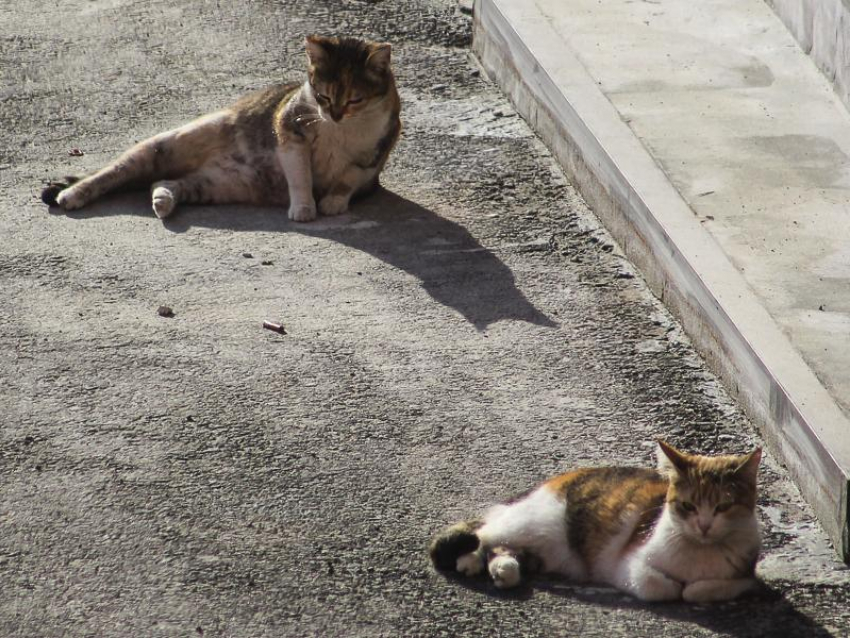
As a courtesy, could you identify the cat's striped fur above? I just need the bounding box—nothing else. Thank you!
[42,36,401,222]
[430,441,762,603]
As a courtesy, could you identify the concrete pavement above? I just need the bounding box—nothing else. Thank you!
[1,0,849,636]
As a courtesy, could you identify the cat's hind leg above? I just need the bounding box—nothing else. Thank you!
[487,546,523,589]
[151,180,183,219]
[149,161,259,219]
[48,112,231,211]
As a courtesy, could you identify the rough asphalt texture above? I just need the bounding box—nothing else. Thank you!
[2,1,849,636]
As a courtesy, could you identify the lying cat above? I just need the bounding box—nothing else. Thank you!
[42,35,401,222]
[430,441,762,603]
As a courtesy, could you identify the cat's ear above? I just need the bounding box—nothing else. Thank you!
[657,440,690,475]
[366,43,392,73]
[305,35,329,66]
[733,447,762,483]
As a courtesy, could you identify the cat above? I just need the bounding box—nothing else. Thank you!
[41,35,401,222]
[429,441,762,603]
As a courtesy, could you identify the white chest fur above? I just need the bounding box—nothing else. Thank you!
[639,510,760,583]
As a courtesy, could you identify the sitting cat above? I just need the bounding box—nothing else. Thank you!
[42,35,401,222]
[430,441,762,603]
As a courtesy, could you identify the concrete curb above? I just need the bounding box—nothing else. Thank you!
[473,0,850,560]
[767,0,850,112]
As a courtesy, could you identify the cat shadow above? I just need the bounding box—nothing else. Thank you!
[51,188,557,331]
[451,574,833,638]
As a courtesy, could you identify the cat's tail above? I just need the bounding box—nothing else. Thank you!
[41,176,80,206]
[429,520,481,572]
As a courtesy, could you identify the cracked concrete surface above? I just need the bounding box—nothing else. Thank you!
[1,1,849,636]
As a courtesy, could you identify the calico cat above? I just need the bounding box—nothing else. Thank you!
[430,441,762,603]
[41,35,401,222]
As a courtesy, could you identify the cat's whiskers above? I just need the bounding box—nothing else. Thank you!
[294,113,327,128]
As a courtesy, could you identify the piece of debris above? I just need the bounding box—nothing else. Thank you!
[157,305,175,318]
[261,260,273,266]
[242,252,253,259]
[263,320,286,335]
[68,148,85,157]
[819,305,825,311]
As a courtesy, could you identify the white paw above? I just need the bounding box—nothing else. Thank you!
[456,551,484,577]
[635,572,683,602]
[288,201,317,222]
[489,555,521,589]
[151,186,177,219]
[318,194,349,216]
[56,187,87,210]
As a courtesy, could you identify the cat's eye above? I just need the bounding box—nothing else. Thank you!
[317,93,331,102]
[680,501,697,513]
[347,96,364,105]
[715,502,734,513]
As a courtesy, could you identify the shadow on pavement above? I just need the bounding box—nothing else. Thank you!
[451,575,833,638]
[49,188,558,331]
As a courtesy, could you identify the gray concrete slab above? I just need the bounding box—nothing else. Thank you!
[474,0,850,561]
[2,0,850,636]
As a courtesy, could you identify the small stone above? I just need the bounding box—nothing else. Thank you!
[819,305,825,311]
[157,306,175,318]
[261,260,273,266]
[242,252,253,259]
[68,148,84,157]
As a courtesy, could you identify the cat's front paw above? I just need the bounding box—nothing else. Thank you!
[55,186,88,210]
[288,201,317,222]
[318,194,349,217]
[489,555,521,589]
[634,571,683,602]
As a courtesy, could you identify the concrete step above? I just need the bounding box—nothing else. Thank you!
[473,0,850,560]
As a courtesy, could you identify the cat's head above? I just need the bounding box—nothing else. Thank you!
[304,35,394,123]
[657,440,761,544]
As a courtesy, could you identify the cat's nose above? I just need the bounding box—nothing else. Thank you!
[329,108,344,122]
[698,520,712,535]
